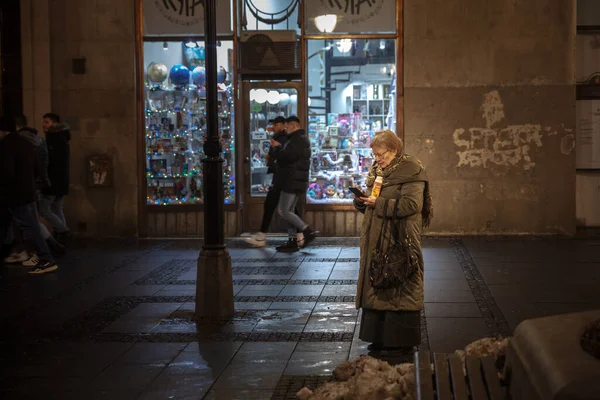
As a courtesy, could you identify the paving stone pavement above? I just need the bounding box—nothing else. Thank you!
[1,236,600,399]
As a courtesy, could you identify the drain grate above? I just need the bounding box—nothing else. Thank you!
[271,376,334,400]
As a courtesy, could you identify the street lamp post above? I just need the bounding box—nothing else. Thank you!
[195,0,234,318]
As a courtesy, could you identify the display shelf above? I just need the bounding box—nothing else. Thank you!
[143,41,235,206]
[307,96,395,204]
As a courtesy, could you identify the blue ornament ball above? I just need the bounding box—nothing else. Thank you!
[199,47,206,60]
[192,66,206,86]
[217,66,227,84]
[169,64,190,86]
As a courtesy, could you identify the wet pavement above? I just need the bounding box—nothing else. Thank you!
[1,236,600,399]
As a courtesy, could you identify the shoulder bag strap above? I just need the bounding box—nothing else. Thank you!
[390,191,401,244]
[375,198,389,251]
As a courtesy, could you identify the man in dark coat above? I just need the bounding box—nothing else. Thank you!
[245,116,303,247]
[17,122,66,256]
[40,112,70,238]
[271,116,318,252]
[0,115,58,274]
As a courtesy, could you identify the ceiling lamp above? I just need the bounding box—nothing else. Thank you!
[314,14,337,33]
[267,90,280,105]
[254,89,268,104]
[185,41,197,48]
[163,41,168,51]
[279,92,290,106]
[336,39,353,53]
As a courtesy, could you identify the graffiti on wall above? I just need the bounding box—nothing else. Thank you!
[453,91,566,170]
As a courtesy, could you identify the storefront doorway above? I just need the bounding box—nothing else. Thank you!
[242,81,304,233]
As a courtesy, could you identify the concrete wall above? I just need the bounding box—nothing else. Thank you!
[46,0,137,236]
[404,0,577,234]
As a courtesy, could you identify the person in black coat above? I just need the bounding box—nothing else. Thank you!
[0,115,58,274]
[271,116,318,252]
[245,116,303,247]
[40,113,70,236]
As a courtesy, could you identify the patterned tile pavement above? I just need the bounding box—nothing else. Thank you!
[1,235,600,399]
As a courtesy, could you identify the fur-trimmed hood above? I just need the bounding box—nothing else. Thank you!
[46,123,71,141]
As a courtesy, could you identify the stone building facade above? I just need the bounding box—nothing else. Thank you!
[18,0,577,236]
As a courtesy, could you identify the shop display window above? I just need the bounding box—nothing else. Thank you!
[143,40,235,205]
[247,87,299,196]
[306,39,396,204]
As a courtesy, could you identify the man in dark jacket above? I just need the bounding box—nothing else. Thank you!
[17,123,66,257]
[271,116,318,252]
[40,112,70,238]
[0,116,58,274]
[245,116,303,247]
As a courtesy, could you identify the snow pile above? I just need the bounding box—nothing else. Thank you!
[296,337,510,400]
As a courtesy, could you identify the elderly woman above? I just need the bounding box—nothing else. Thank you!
[354,130,432,353]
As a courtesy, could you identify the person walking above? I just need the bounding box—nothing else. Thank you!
[17,119,66,257]
[353,130,432,354]
[0,116,59,274]
[245,116,304,247]
[40,113,71,239]
[270,116,318,252]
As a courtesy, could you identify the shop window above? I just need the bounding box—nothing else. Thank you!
[240,0,300,33]
[144,40,235,205]
[307,39,396,204]
[305,0,395,35]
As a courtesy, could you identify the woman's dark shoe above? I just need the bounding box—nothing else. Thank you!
[367,342,384,351]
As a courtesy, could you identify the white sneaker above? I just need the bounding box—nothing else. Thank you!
[23,254,40,267]
[4,251,29,264]
[244,232,266,247]
[28,260,59,275]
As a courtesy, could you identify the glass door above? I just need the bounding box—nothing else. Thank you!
[242,81,304,232]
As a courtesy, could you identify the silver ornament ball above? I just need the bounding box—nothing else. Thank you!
[147,62,168,84]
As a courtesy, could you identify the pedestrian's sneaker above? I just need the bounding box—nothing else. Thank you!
[28,260,58,275]
[301,227,319,248]
[4,251,29,264]
[244,232,266,247]
[276,238,300,253]
[22,254,40,267]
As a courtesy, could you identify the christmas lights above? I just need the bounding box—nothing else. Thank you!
[144,75,235,205]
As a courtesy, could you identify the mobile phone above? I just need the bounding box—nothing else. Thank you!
[348,187,367,197]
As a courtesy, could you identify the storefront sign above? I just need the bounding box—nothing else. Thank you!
[143,0,232,36]
[306,0,395,34]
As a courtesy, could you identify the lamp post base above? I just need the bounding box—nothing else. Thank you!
[195,248,234,318]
